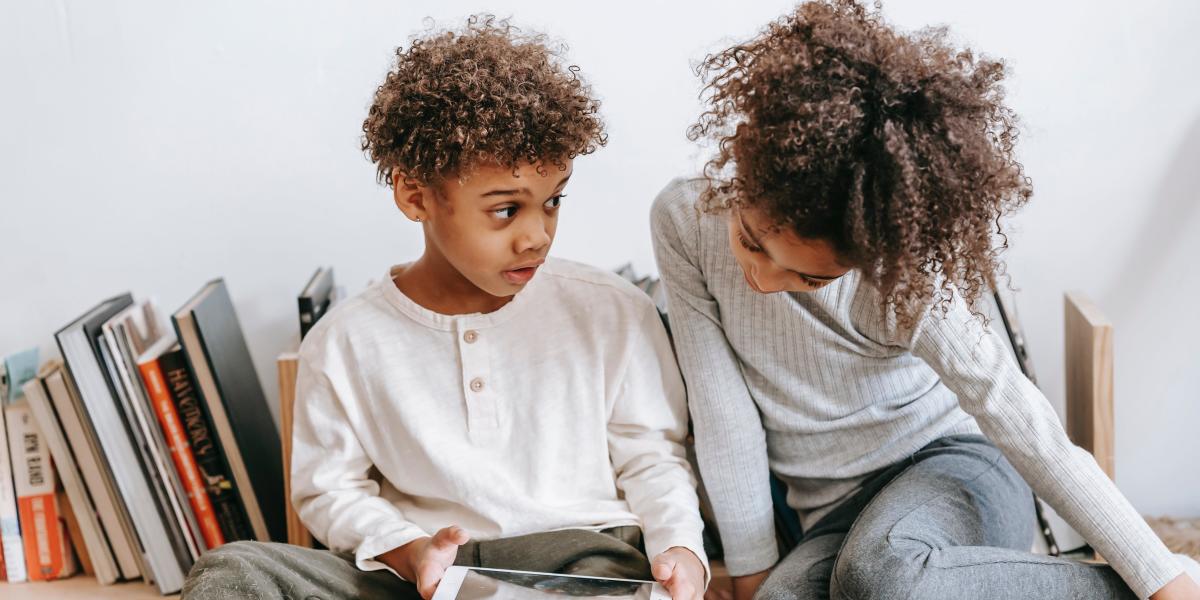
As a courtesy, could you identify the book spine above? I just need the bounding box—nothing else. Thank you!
[58,489,93,576]
[138,357,226,550]
[0,399,27,582]
[298,296,316,339]
[159,351,253,542]
[6,401,75,581]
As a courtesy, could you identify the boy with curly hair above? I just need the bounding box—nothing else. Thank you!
[182,17,707,600]
[652,1,1199,599]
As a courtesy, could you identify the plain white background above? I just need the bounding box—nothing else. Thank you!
[1,1,1197,517]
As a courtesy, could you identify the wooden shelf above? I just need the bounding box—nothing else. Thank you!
[0,576,174,599]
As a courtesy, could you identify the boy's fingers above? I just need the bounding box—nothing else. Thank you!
[652,555,677,583]
[416,567,442,600]
[673,582,695,600]
[415,554,448,597]
[431,525,469,551]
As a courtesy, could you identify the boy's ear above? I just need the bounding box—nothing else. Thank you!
[392,171,430,222]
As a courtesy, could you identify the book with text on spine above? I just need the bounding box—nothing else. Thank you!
[137,340,227,549]
[0,348,41,583]
[5,397,77,581]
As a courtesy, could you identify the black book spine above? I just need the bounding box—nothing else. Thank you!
[298,298,331,340]
[298,296,315,339]
[159,349,254,542]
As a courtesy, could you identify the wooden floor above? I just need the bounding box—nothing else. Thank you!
[0,576,175,599]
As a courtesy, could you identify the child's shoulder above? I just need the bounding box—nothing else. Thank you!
[537,258,657,316]
[296,281,391,358]
[650,176,708,225]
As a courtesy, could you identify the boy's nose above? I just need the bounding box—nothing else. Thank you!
[514,217,552,253]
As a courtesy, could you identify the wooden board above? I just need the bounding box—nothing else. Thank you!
[0,577,168,599]
[1064,292,1115,480]
[277,350,312,548]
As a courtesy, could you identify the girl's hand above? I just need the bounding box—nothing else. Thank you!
[729,570,769,600]
[652,547,706,600]
[1149,572,1200,600]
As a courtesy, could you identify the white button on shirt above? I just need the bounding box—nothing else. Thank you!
[290,258,708,578]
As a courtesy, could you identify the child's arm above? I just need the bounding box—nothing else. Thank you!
[906,292,1190,599]
[290,344,432,578]
[650,181,779,592]
[606,299,710,592]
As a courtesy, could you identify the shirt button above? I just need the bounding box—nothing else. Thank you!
[469,377,485,392]
[463,330,479,344]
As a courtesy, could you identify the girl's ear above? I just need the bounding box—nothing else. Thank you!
[392,171,431,222]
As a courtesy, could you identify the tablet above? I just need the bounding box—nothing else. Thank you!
[432,566,671,600]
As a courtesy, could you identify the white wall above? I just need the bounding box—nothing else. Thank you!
[2,0,1196,516]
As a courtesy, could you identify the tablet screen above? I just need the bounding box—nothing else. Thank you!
[456,568,654,600]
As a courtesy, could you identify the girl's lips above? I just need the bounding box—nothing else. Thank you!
[503,265,539,285]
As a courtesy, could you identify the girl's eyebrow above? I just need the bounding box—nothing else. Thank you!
[737,211,843,280]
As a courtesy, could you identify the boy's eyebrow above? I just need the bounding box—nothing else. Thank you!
[737,211,843,280]
[480,170,573,198]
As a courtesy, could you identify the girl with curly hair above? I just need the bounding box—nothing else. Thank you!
[651,1,1199,598]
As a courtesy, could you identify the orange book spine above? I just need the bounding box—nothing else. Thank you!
[7,401,73,581]
[138,359,226,549]
[17,494,66,581]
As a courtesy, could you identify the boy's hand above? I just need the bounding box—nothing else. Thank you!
[652,547,706,600]
[379,525,470,600]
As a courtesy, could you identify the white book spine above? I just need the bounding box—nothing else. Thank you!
[6,399,77,580]
[45,370,141,580]
[0,391,28,582]
[24,374,119,584]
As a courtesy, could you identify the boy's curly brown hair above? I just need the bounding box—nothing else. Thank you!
[689,0,1032,327]
[362,15,606,189]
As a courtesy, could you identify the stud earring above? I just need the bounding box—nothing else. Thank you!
[413,217,422,223]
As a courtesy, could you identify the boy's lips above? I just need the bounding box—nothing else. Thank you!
[502,259,544,285]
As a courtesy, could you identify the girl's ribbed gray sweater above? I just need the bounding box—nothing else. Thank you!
[650,177,1180,599]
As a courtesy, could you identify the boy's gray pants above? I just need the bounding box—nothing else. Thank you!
[756,434,1137,600]
[182,526,651,600]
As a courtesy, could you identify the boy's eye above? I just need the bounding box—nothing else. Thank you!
[544,194,565,209]
[800,276,830,288]
[737,232,763,253]
[492,206,518,219]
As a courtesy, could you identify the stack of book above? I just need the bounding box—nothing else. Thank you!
[0,279,284,594]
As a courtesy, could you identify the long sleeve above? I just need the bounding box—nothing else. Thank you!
[607,302,711,581]
[290,341,428,576]
[909,294,1183,599]
[650,181,779,576]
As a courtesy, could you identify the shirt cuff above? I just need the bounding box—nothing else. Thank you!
[721,541,779,578]
[354,523,429,580]
[1122,548,1187,600]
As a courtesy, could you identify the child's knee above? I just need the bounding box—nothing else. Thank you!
[829,538,920,600]
[183,541,276,599]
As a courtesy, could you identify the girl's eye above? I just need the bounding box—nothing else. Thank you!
[801,276,830,288]
[737,232,764,253]
[544,194,565,209]
[492,206,518,219]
